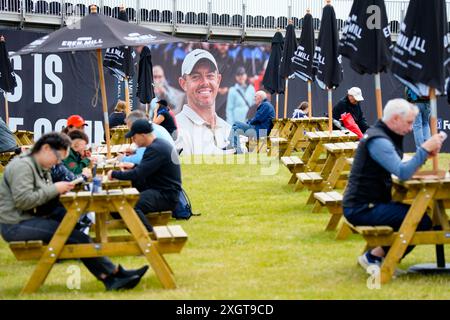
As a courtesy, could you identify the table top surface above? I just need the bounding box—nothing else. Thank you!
[61,187,139,200]
[305,130,359,140]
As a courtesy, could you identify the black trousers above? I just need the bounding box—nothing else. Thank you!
[134,189,179,232]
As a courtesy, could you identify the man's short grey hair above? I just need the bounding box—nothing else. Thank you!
[382,98,418,122]
[126,110,148,124]
[256,90,267,100]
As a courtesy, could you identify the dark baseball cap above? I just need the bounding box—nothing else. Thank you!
[125,119,153,138]
[157,99,168,107]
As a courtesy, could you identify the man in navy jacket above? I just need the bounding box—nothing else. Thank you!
[227,90,275,153]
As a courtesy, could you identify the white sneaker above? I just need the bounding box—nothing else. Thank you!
[358,252,382,273]
[358,252,407,277]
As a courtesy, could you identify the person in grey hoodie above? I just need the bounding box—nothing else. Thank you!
[0,132,148,291]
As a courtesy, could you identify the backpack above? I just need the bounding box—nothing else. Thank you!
[172,188,193,220]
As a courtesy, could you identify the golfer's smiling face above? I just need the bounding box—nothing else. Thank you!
[180,60,222,110]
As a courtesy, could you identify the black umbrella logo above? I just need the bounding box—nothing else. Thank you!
[61,37,104,49]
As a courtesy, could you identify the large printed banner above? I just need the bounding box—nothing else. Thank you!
[3,29,450,151]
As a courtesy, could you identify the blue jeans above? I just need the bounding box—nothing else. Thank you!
[228,121,257,153]
[412,102,431,148]
[344,202,432,257]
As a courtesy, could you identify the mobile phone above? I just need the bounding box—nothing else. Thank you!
[70,177,84,185]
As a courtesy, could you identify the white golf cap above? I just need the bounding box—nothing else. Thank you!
[347,87,364,101]
[181,49,218,76]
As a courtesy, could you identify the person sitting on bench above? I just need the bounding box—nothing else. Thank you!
[227,90,275,153]
[342,99,444,273]
[0,132,148,291]
[107,120,182,232]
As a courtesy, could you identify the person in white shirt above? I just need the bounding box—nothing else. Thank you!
[176,49,231,155]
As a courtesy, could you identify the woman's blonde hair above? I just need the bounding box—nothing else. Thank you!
[115,100,126,112]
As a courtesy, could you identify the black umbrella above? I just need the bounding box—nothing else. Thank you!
[262,31,284,119]
[391,0,450,171]
[292,10,315,117]
[313,1,343,132]
[279,22,298,119]
[0,35,17,126]
[14,6,181,158]
[339,0,392,119]
[136,45,155,116]
[103,6,137,114]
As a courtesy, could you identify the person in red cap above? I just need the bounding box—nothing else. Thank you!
[63,115,88,134]
[62,115,92,159]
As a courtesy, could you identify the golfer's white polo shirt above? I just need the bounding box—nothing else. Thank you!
[175,105,231,155]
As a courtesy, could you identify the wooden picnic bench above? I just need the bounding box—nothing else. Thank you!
[110,126,131,145]
[0,151,16,173]
[11,188,188,294]
[282,117,329,156]
[286,130,358,185]
[268,117,329,157]
[306,142,357,208]
[294,141,357,192]
[14,130,34,146]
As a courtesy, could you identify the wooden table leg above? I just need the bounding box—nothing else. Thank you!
[95,211,108,243]
[380,187,437,284]
[21,200,89,294]
[113,200,176,289]
[284,125,303,156]
[305,143,324,172]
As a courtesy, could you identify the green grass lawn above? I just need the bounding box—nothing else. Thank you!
[0,153,449,299]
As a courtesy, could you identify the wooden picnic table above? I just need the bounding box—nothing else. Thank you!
[303,142,358,210]
[369,176,450,283]
[17,188,186,294]
[283,117,329,156]
[96,144,133,156]
[268,117,329,157]
[110,126,131,145]
[286,130,358,185]
[14,130,34,146]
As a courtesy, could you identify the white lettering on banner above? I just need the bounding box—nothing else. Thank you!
[34,118,52,140]
[32,118,105,146]
[34,54,43,103]
[45,55,63,104]
[443,120,450,130]
[54,119,67,133]
[34,54,64,104]
[6,55,22,103]
[8,117,23,132]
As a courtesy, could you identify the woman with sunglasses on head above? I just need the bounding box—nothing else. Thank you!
[0,132,148,291]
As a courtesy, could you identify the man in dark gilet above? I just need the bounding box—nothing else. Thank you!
[343,98,444,273]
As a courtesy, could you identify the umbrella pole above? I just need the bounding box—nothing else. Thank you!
[284,78,289,118]
[375,73,383,119]
[96,49,112,159]
[145,104,149,118]
[429,88,438,172]
[308,80,312,118]
[3,92,9,126]
[124,77,131,115]
[328,89,333,134]
[275,94,279,119]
